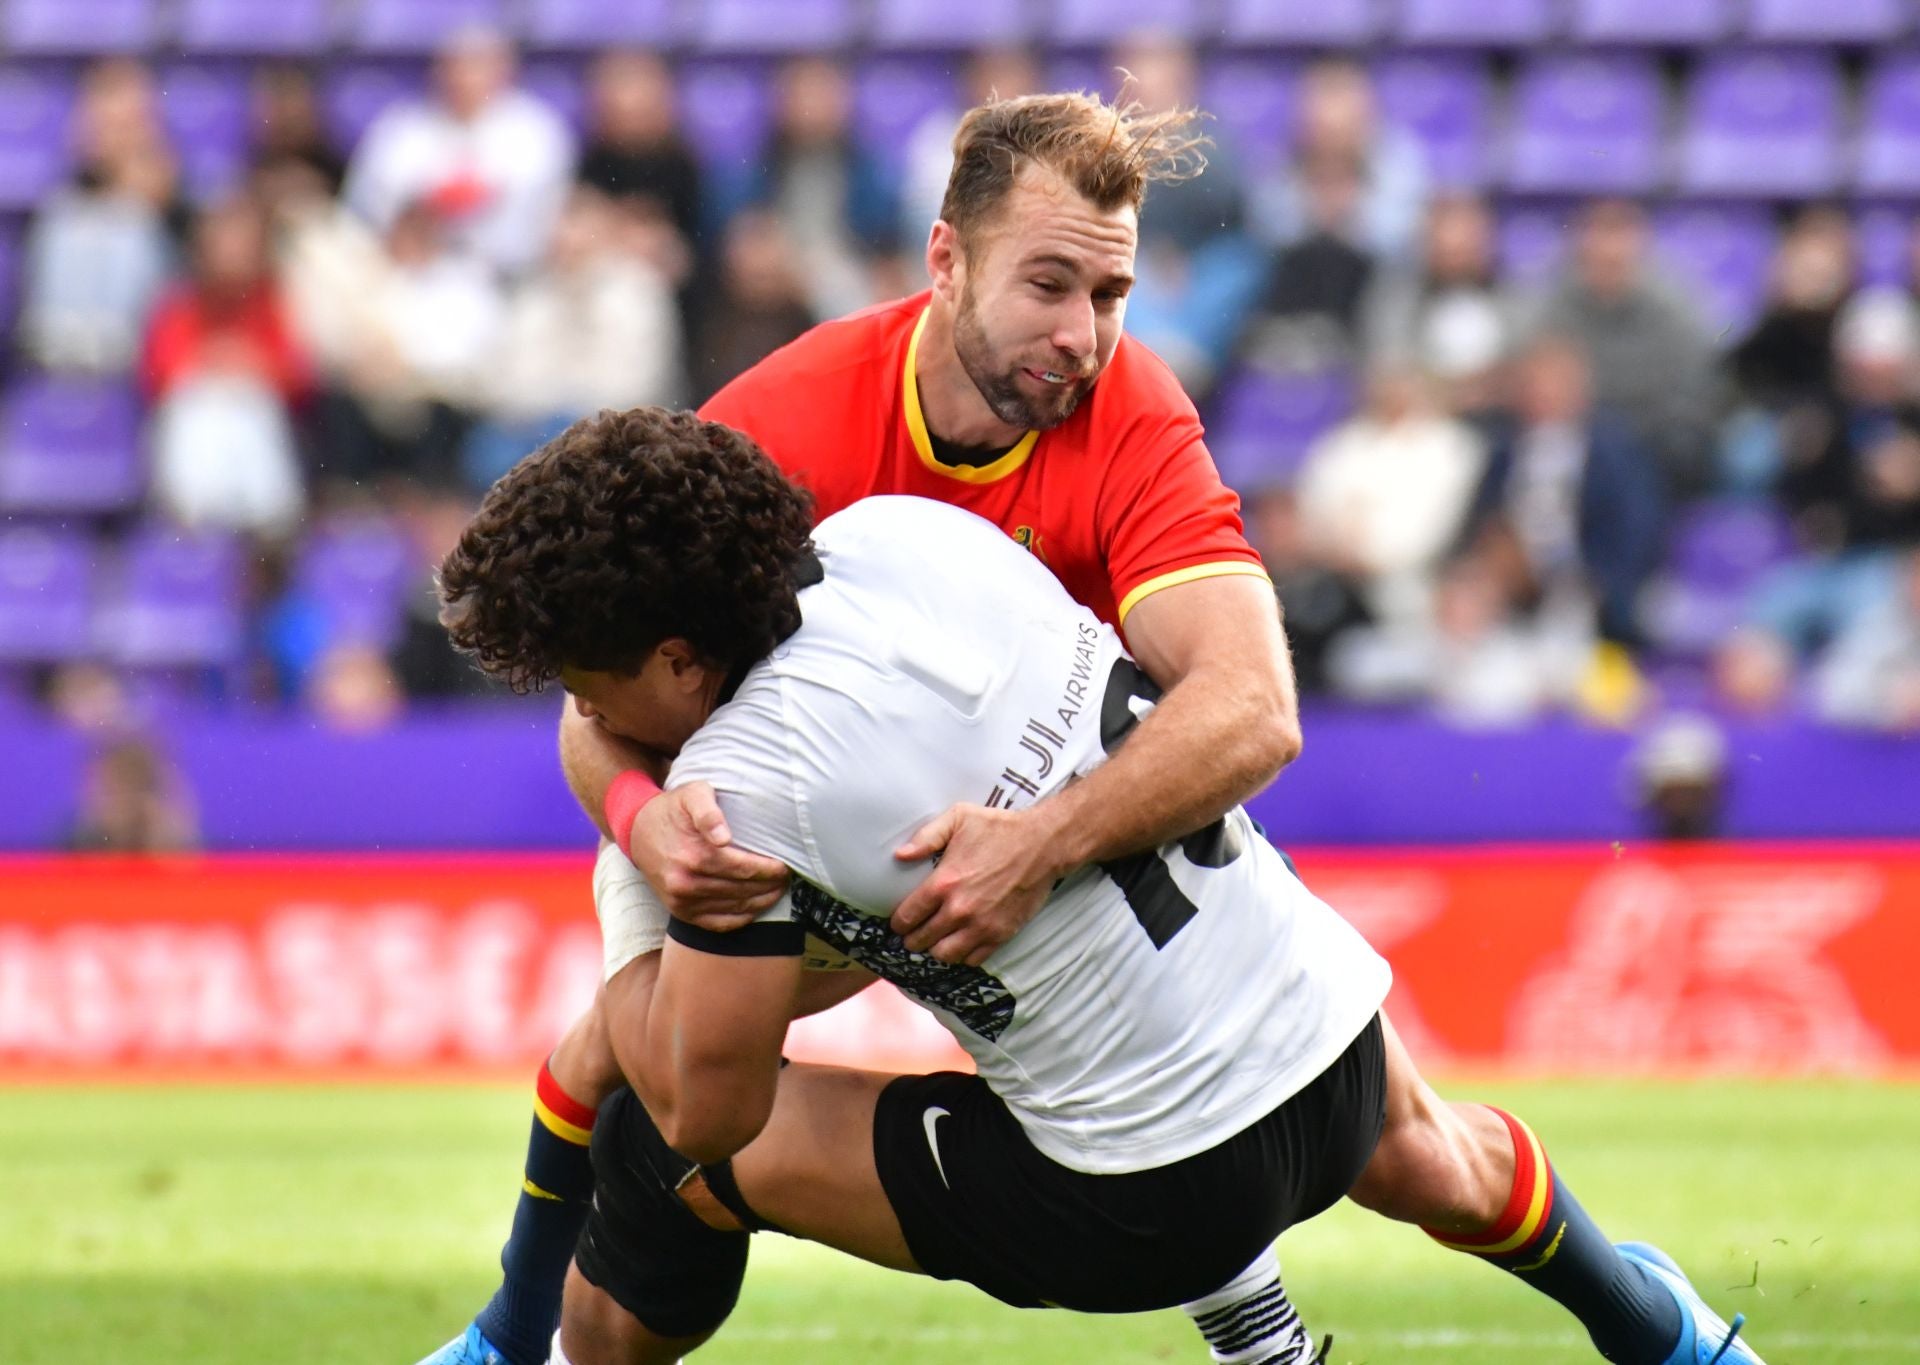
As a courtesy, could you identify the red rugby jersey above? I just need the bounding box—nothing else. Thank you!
[698,291,1266,630]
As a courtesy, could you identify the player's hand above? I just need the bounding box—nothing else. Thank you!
[890,803,1064,966]
[627,781,789,931]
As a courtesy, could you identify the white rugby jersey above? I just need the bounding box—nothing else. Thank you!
[657,496,1391,1175]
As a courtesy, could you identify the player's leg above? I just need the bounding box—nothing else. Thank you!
[1346,1013,1760,1364]
[556,1063,913,1365]
[423,827,644,1365]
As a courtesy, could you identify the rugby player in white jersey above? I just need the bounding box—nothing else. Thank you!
[438,408,1768,1365]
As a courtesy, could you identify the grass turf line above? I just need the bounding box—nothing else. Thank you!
[0,1079,1914,1364]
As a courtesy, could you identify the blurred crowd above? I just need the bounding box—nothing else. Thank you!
[11,29,1920,850]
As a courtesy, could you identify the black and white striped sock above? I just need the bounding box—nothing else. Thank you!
[1182,1249,1314,1365]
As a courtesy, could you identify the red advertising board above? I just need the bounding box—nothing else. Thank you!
[0,845,1914,1078]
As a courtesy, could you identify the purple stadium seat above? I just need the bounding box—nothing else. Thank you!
[523,0,678,51]
[1221,0,1380,47]
[3,0,156,55]
[854,61,957,176]
[349,0,514,55]
[1647,501,1795,657]
[0,222,20,336]
[99,527,246,668]
[1396,0,1555,46]
[1567,0,1731,44]
[158,65,253,202]
[1652,202,1776,337]
[677,61,774,172]
[1200,59,1300,175]
[0,527,95,664]
[1048,0,1204,46]
[0,67,78,212]
[690,0,858,54]
[1856,54,1920,198]
[870,0,1033,49]
[1745,0,1907,42]
[321,63,428,153]
[1677,52,1843,198]
[1045,55,1112,98]
[1504,56,1666,195]
[1855,205,1913,288]
[1373,54,1491,188]
[0,376,144,517]
[1497,200,1577,284]
[297,520,418,650]
[1208,367,1357,493]
[178,0,333,55]
[521,61,589,136]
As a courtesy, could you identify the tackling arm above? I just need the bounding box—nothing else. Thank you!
[892,572,1300,962]
[606,934,803,1166]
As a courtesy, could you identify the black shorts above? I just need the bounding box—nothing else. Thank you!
[872,1014,1387,1313]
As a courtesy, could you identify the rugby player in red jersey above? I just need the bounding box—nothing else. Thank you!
[423,90,1303,1365]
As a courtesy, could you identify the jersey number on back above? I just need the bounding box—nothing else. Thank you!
[1096,659,1244,949]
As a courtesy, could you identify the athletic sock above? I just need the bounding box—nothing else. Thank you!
[1183,1248,1316,1365]
[1424,1106,1682,1364]
[474,1059,600,1365]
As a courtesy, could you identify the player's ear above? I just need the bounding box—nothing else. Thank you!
[657,639,716,690]
[927,220,961,301]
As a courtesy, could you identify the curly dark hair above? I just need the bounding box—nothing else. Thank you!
[438,407,816,693]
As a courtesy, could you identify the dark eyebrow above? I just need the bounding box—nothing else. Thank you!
[1023,252,1135,290]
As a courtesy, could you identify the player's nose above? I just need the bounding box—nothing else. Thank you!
[1050,298,1096,359]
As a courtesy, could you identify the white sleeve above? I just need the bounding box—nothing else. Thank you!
[593,839,666,982]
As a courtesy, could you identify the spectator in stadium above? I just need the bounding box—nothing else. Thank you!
[1327,534,1594,727]
[1111,31,1263,395]
[1239,143,1375,369]
[16,58,181,373]
[343,25,574,277]
[1249,56,1429,263]
[306,640,404,732]
[302,198,504,496]
[1814,546,1920,732]
[898,47,1041,265]
[1729,206,1854,411]
[1294,362,1487,625]
[1466,334,1667,649]
[66,735,200,854]
[1628,713,1730,841]
[1523,198,1719,493]
[248,64,345,197]
[464,186,686,490]
[746,56,901,320]
[575,50,703,267]
[686,208,815,403]
[1720,206,1857,496]
[1242,486,1373,696]
[1362,191,1518,425]
[389,490,498,701]
[141,194,311,535]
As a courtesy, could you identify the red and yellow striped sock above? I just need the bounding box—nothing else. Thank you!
[475,1059,601,1365]
[1425,1106,1680,1362]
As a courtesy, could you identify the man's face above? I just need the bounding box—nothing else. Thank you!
[948,172,1137,431]
[560,647,716,767]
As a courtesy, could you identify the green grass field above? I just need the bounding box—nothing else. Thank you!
[3,1079,1916,1364]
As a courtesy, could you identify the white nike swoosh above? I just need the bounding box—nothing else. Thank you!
[922,1105,952,1190]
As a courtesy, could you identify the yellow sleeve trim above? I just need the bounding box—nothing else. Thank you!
[901,307,1038,484]
[1116,561,1272,625]
[533,1095,593,1146]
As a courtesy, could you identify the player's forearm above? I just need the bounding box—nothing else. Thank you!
[1038,654,1297,871]
[558,703,661,842]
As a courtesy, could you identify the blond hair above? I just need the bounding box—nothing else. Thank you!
[940,89,1209,246]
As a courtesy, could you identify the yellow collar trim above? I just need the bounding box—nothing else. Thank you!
[902,307,1039,485]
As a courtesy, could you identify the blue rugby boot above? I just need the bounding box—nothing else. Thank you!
[1617,1242,1767,1365]
[415,1322,511,1365]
